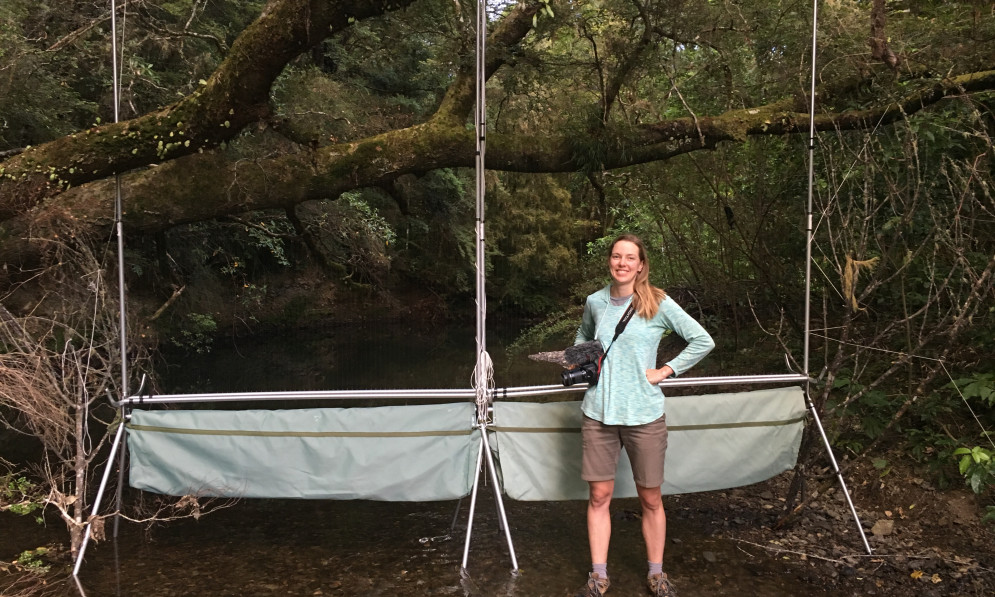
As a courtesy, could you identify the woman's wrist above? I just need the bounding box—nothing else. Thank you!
[646,366,674,384]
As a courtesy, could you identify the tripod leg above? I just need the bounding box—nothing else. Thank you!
[461,434,485,571]
[805,391,873,555]
[480,427,519,573]
[112,408,128,537]
[73,420,127,576]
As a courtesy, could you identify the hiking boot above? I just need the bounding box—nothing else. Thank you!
[647,572,677,596]
[574,572,610,596]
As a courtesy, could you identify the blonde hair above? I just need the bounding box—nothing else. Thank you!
[609,234,667,319]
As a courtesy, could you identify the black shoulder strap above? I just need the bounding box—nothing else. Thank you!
[611,303,636,341]
[601,303,636,363]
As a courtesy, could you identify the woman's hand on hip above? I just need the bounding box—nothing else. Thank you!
[645,365,674,385]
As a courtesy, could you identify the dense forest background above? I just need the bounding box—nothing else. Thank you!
[1,0,993,575]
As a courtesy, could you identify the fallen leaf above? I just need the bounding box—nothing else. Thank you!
[931,574,942,584]
[911,570,924,579]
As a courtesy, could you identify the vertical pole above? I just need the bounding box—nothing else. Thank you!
[803,0,872,556]
[110,0,128,421]
[463,1,518,573]
[474,0,487,391]
[803,1,817,382]
[109,0,130,539]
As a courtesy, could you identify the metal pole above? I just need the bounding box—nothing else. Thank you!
[110,1,128,396]
[804,390,873,553]
[463,0,518,573]
[110,0,120,126]
[112,177,129,539]
[72,419,127,576]
[803,0,817,381]
[109,374,812,406]
[473,0,488,417]
[461,432,485,570]
[480,426,519,572]
[804,0,872,555]
[109,0,131,539]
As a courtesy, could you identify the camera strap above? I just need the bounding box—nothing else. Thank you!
[598,302,636,369]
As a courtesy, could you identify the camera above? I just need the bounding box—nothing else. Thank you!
[560,340,605,386]
[561,361,600,386]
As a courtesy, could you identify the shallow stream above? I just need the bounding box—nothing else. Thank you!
[3,321,826,595]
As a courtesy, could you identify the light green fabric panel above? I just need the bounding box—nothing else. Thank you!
[492,387,806,500]
[127,403,478,501]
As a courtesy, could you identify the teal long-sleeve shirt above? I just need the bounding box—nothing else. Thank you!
[575,286,715,426]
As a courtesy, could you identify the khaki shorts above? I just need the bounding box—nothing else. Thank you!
[581,414,669,487]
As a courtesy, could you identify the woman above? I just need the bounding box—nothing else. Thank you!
[573,234,714,597]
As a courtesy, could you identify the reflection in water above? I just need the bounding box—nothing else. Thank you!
[71,573,88,597]
[69,490,820,596]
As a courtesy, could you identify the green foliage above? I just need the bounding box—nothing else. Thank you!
[488,173,589,315]
[949,374,995,498]
[156,213,296,319]
[330,20,451,113]
[272,3,459,143]
[0,2,97,149]
[506,310,582,358]
[0,0,264,149]
[2,474,44,522]
[825,376,892,453]
[904,426,962,488]
[388,169,476,295]
[299,190,397,287]
[827,366,991,491]
[246,221,292,267]
[171,312,217,354]
[951,373,995,408]
[14,547,51,574]
[872,458,891,478]
[953,445,995,498]
[238,283,269,309]
[342,192,397,248]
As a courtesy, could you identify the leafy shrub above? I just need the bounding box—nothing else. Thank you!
[170,312,218,354]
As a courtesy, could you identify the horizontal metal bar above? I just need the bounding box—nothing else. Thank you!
[112,374,810,407]
[113,388,477,406]
[656,373,810,388]
[499,373,810,398]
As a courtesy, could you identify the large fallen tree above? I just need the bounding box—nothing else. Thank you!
[2,0,993,269]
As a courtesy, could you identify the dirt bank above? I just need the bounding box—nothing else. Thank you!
[678,457,995,597]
